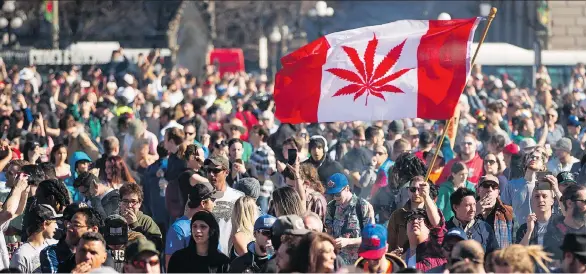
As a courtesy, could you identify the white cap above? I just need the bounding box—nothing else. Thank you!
[106,81,117,90]
[123,74,134,85]
[116,86,136,104]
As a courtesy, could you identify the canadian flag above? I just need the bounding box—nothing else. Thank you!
[274,18,481,124]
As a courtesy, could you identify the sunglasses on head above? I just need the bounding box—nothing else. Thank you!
[131,258,159,269]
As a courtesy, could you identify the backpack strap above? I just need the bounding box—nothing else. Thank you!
[355,198,364,230]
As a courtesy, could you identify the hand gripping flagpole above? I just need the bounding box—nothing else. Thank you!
[424,7,498,182]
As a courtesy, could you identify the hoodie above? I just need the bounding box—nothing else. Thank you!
[65,151,91,202]
[229,242,272,273]
[303,135,344,183]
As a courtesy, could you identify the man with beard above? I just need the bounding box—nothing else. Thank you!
[387,176,441,251]
[475,175,514,248]
[229,214,277,273]
[502,147,562,226]
[204,155,244,255]
[544,184,586,260]
[40,207,102,273]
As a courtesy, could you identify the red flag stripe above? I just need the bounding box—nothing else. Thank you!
[416,18,480,119]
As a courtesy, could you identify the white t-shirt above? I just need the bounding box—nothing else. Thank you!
[9,238,57,273]
[0,221,9,270]
[212,187,244,255]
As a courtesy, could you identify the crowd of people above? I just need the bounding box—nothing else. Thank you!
[0,48,582,273]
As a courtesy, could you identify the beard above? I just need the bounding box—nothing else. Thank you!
[572,207,586,224]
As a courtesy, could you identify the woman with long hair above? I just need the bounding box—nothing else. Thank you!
[436,162,476,221]
[105,155,136,189]
[167,211,230,273]
[299,164,327,222]
[50,144,70,180]
[269,186,305,217]
[307,232,338,273]
[483,152,509,192]
[229,196,258,259]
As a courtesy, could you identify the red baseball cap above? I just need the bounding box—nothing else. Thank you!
[503,143,520,155]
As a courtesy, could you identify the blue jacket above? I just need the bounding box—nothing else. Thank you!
[64,151,91,202]
[142,157,170,227]
[447,217,500,254]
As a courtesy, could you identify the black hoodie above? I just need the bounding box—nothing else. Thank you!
[303,154,344,184]
[229,242,271,273]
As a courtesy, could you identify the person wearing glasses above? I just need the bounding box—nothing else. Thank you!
[118,183,162,252]
[437,133,484,184]
[229,214,277,273]
[73,172,119,219]
[123,238,161,274]
[401,209,446,271]
[40,207,102,273]
[544,184,586,260]
[165,180,223,269]
[474,175,514,248]
[387,176,441,252]
[436,162,476,222]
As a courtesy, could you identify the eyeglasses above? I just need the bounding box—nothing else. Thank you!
[257,229,271,237]
[484,159,496,165]
[66,223,88,229]
[573,198,586,204]
[480,182,498,190]
[121,199,141,206]
[205,167,224,174]
[131,258,160,269]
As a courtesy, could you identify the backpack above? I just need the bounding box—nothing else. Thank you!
[327,197,366,232]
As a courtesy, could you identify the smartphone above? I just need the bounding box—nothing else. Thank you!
[287,149,298,165]
[536,171,552,181]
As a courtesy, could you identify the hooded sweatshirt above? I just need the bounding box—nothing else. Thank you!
[303,136,344,184]
[65,151,92,202]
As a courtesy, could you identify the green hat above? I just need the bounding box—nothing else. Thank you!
[124,238,159,262]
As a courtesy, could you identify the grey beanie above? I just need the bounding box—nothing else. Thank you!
[234,177,261,199]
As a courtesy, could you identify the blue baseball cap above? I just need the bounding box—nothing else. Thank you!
[254,214,277,231]
[325,173,349,194]
[445,227,467,241]
[358,224,387,260]
[568,115,581,127]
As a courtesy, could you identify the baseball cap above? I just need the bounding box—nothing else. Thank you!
[479,175,499,186]
[568,115,581,127]
[358,224,387,260]
[519,138,537,152]
[557,171,577,185]
[32,204,62,221]
[188,182,224,207]
[560,233,586,257]
[204,155,229,170]
[445,227,467,241]
[254,214,277,231]
[271,215,310,236]
[125,238,159,262]
[103,214,128,246]
[502,143,520,155]
[63,202,89,221]
[325,173,349,195]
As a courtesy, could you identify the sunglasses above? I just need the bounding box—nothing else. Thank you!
[408,187,419,193]
[480,182,498,190]
[214,141,227,149]
[462,142,474,146]
[131,258,160,269]
[257,229,271,237]
[205,167,224,174]
[529,155,543,161]
[573,198,586,204]
[484,159,496,165]
[230,126,241,131]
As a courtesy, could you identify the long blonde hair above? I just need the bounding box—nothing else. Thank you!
[493,244,552,273]
[229,196,258,251]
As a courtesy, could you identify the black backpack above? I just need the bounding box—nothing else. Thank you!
[326,197,366,231]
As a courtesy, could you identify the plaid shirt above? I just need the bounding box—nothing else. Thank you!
[478,198,514,248]
[248,143,277,176]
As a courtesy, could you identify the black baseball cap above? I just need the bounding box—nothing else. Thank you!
[103,214,128,246]
[188,182,224,208]
[30,204,62,221]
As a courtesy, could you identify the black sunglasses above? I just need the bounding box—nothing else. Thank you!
[408,187,418,193]
[257,229,271,237]
[480,182,498,189]
[205,167,224,174]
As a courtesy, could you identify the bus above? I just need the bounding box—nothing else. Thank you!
[471,42,586,89]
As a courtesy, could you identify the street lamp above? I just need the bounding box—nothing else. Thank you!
[0,1,26,49]
[437,12,451,20]
[309,1,334,36]
[269,27,282,81]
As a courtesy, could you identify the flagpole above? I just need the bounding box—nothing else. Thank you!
[424,7,498,182]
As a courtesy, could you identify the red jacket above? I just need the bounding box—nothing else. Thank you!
[437,153,484,184]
